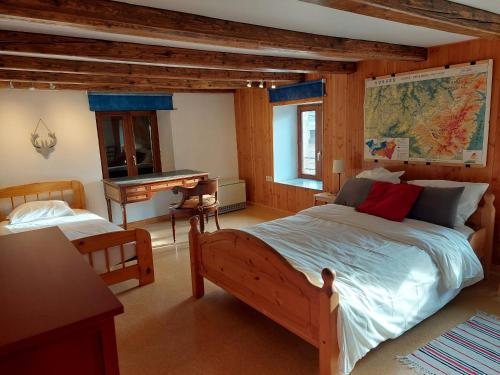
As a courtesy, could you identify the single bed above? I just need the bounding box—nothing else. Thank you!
[0,180,154,287]
[188,193,495,375]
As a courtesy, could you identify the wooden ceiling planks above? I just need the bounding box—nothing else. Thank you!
[0,0,426,61]
[0,31,356,74]
[0,55,304,82]
[301,0,500,38]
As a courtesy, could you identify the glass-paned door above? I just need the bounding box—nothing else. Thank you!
[298,104,322,180]
[96,111,161,179]
[132,114,155,176]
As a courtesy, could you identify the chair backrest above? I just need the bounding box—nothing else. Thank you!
[189,178,218,197]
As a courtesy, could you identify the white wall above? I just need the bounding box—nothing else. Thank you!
[169,93,238,178]
[273,105,298,182]
[0,89,238,224]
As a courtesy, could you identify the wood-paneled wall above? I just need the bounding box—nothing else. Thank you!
[234,38,500,260]
[234,89,321,212]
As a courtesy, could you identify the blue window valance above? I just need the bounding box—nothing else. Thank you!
[268,80,324,103]
[88,93,174,111]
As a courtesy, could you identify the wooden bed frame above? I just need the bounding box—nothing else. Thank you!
[0,180,154,287]
[188,193,495,375]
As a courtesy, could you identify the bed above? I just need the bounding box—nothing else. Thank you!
[188,192,495,375]
[0,180,154,287]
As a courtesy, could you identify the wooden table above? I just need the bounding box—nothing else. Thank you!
[103,169,208,229]
[0,227,124,375]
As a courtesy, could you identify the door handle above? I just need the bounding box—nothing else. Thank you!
[317,151,321,161]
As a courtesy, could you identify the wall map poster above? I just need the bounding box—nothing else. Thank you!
[364,60,493,166]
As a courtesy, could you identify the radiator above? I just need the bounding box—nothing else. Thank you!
[218,178,246,214]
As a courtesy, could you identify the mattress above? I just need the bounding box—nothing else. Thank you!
[243,204,483,375]
[0,209,136,274]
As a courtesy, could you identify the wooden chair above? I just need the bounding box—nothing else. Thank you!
[169,178,220,242]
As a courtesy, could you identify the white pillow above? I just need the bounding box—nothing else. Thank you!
[356,167,405,183]
[407,180,489,226]
[8,200,75,225]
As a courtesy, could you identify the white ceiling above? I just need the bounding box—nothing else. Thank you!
[0,0,497,61]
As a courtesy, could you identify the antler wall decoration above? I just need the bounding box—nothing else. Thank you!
[31,118,57,159]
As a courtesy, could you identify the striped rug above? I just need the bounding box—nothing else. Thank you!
[398,312,500,375]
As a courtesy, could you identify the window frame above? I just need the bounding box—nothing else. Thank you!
[95,110,162,179]
[297,104,323,181]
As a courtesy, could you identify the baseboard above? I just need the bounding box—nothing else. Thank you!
[121,214,171,229]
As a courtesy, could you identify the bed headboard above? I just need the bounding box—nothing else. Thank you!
[0,180,86,221]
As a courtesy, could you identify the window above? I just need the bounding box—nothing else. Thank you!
[96,111,162,179]
[272,102,323,190]
[298,104,322,181]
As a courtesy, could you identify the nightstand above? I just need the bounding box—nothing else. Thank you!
[313,192,336,206]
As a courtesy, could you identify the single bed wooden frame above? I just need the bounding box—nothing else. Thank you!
[0,180,154,287]
[188,193,495,375]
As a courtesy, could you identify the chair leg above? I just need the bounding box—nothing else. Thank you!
[171,213,176,243]
[206,212,209,223]
[214,209,221,230]
[199,213,205,233]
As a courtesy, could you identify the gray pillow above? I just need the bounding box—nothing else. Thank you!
[334,177,374,207]
[408,186,465,228]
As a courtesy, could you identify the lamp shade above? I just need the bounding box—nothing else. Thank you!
[332,159,345,174]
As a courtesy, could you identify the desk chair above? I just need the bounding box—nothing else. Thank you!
[169,178,220,242]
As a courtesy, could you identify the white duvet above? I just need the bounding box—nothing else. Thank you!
[243,204,483,375]
[0,209,136,274]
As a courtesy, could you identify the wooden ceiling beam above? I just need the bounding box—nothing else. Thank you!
[301,0,500,38]
[0,70,250,89]
[0,31,356,74]
[0,55,304,82]
[0,0,426,61]
[0,81,235,93]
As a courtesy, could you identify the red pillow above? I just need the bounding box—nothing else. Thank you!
[356,182,423,222]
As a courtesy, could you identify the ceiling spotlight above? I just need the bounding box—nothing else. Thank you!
[29,82,35,91]
[246,80,252,88]
[49,82,56,90]
[9,81,14,89]
[259,80,264,89]
[271,81,276,89]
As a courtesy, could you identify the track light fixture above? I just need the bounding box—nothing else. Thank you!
[259,80,264,88]
[271,81,276,89]
[9,81,14,89]
[29,82,35,91]
[246,80,252,88]
[49,82,56,90]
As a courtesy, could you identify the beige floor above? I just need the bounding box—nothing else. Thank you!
[111,205,500,375]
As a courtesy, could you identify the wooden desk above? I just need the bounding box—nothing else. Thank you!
[103,169,208,229]
[0,227,123,375]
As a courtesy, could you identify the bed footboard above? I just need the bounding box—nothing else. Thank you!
[72,228,154,287]
[189,217,339,375]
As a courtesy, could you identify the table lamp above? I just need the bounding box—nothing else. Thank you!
[332,159,344,193]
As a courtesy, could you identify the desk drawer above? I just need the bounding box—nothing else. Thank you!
[126,186,146,194]
[183,179,199,186]
[127,194,148,202]
[150,181,181,191]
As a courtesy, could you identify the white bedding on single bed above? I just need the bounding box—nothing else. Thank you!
[243,204,483,375]
[0,209,136,274]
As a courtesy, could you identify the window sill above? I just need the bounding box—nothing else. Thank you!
[275,178,323,191]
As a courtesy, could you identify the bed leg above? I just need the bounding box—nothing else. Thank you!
[136,229,155,286]
[319,269,339,375]
[189,216,205,298]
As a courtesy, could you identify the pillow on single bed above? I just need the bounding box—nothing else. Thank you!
[408,186,465,228]
[8,200,75,225]
[356,167,405,183]
[407,180,488,226]
[334,177,374,207]
[356,181,423,222]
